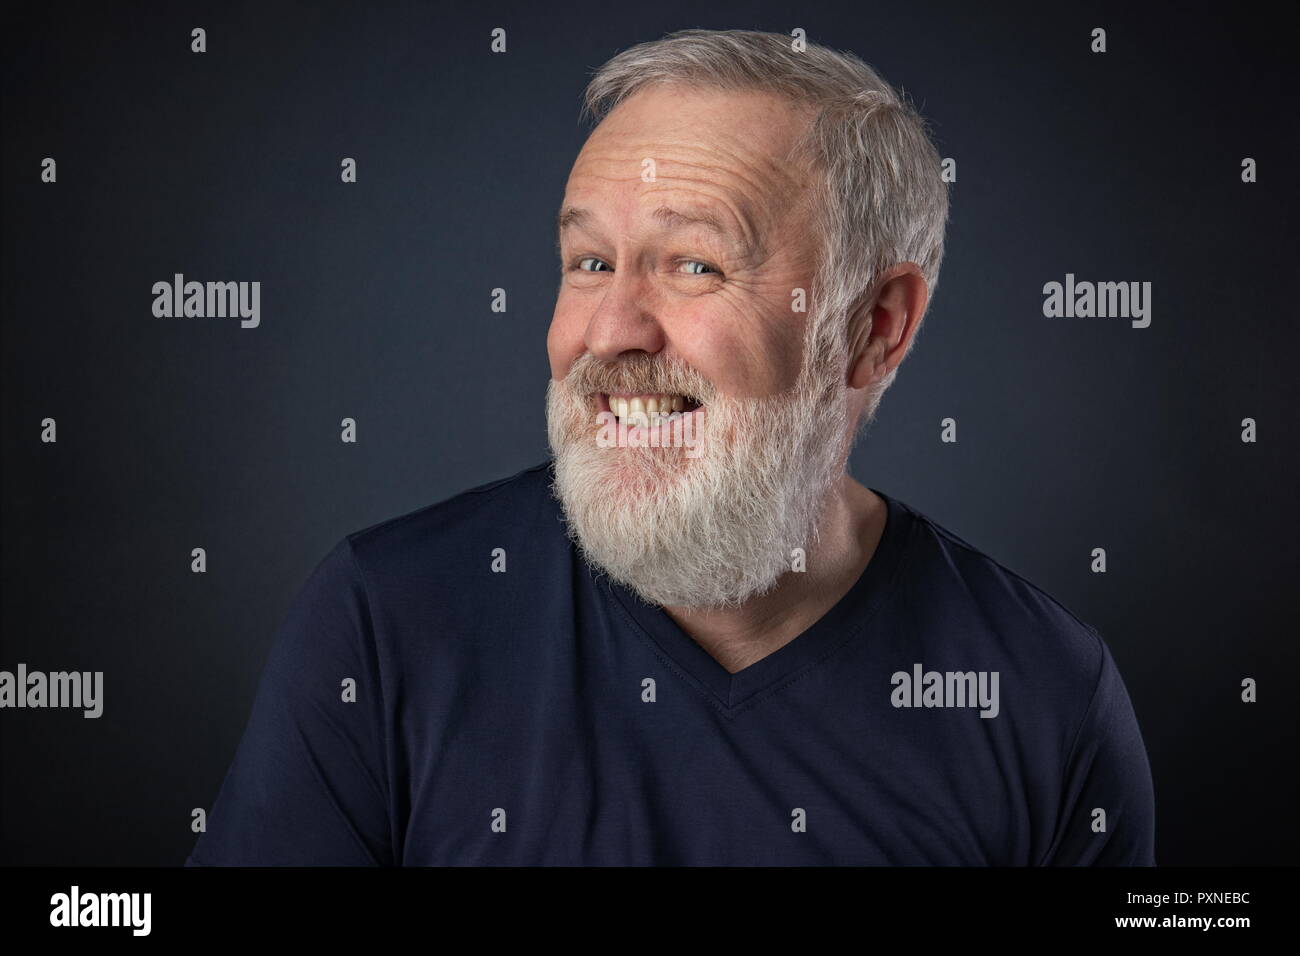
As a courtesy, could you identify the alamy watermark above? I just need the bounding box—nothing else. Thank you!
[0,663,103,718]
[891,663,1000,718]
[152,273,260,328]
[595,409,702,457]
[50,885,150,936]
[1042,273,1151,328]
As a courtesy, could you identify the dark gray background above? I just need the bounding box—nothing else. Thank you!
[3,0,1295,865]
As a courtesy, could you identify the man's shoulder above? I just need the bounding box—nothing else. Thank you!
[888,493,1109,696]
[338,461,567,579]
[349,460,555,544]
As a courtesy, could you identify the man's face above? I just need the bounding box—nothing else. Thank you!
[546,83,852,608]
[548,82,819,407]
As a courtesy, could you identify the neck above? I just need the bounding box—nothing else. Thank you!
[662,472,886,674]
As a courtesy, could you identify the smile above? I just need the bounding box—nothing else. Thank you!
[599,392,704,427]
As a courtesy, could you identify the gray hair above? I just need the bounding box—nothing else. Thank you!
[582,28,949,427]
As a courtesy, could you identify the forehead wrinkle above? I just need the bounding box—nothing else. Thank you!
[574,133,800,211]
[639,183,762,260]
[558,187,762,260]
[561,135,810,262]
[648,132,810,209]
[598,118,805,188]
[646,145,808,256]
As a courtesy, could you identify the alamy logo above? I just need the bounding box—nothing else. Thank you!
[152,273,260,328]
[891,663,1000,718]
[0,663,103,718]
[49,885,150,936]
[1042,273,1151,328]
[595,409,701,456]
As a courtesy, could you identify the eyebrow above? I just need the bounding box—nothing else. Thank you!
[649,205,732,236]
[556,204,749,251]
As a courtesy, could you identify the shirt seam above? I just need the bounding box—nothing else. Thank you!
[1034,624,1107,866]
[339,534,398,866]
[919,515,1100,638]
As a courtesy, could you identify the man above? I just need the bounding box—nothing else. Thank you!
[187,29,1155,866]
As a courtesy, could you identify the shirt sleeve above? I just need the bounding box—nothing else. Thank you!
[185,537,394,866]
[1039,631,1156,866]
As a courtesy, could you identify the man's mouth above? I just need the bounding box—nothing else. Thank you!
[598,392,704,426]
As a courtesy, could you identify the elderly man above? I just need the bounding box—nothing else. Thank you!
[188,29,1154,866]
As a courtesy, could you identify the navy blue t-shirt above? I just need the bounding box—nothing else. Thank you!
[186,462,1155,866]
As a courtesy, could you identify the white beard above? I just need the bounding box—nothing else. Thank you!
[546,330,849,609]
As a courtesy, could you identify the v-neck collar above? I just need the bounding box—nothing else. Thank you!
[601,488,913,715]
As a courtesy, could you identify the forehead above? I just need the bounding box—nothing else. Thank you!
[562,84,816,241]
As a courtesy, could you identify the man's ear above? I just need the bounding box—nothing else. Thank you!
[846,264,930,390]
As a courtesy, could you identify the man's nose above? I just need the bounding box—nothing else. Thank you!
[583,271,666,362]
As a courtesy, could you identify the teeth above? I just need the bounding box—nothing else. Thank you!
[607,393,694,425]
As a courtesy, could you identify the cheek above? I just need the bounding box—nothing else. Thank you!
[678,303,804,398]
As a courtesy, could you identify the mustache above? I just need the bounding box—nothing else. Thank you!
[561,353,715,404]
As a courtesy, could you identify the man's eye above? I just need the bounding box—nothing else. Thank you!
[678,259,719,276]
[576,257,610,272]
